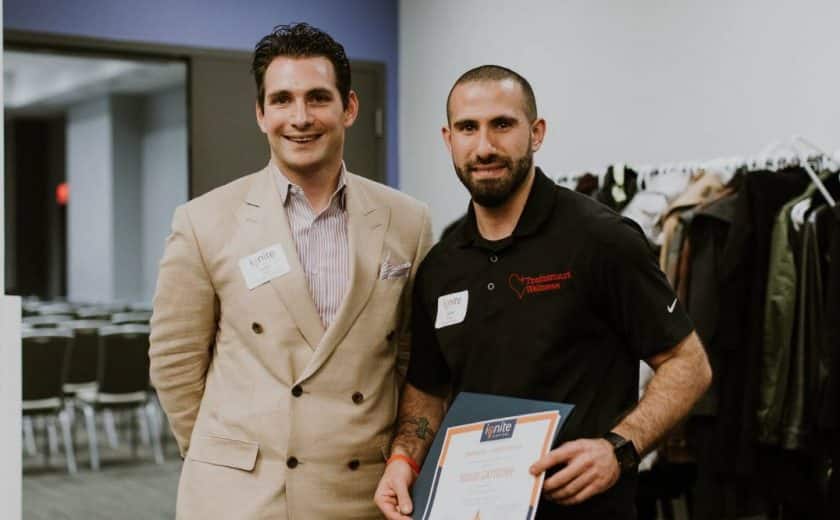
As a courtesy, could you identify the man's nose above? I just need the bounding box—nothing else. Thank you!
[291,100,313,127]
[475,128,497,156]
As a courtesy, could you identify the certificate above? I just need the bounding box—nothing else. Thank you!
[420,411,560,520]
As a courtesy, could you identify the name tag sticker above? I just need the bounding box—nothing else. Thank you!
[435,290,469,329]
[239,244,290,290]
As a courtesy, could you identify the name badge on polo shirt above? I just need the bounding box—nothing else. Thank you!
[239,244,290,290]
[435,290,469,329]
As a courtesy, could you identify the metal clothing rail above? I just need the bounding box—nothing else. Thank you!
[556,136,839,206]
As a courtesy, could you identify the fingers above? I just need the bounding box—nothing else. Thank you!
[532,438,621,507]
[542,455,588,493]
[555,481,601,506]
[394,480,413,517]
[529,440,581,475]
[374,465,415,520]
[547,470,595,502]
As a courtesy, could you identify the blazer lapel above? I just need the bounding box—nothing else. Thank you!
[235,167,325,350]
[297,174,389,383]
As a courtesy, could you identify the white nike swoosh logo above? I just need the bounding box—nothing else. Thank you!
[667,298,677,313]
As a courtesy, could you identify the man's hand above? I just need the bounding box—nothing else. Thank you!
[529,438,620,506]
[374,459,417,520]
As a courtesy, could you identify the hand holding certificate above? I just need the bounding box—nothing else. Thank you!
[421,411,561,520]
[408,392,574,520]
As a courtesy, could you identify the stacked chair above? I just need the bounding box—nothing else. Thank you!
[21,300,164,472]
[21,328,78,474]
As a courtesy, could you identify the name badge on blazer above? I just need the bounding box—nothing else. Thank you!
[239,244,290,290]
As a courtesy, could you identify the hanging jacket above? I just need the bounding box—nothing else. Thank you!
[757,173,832,447]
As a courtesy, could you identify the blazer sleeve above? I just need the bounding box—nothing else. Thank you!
[149,204,219,456]
[396,205,434,379]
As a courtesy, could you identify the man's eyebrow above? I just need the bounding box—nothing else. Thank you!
[306,88,334,98]
[491,115,518,125]
[452,118,477,129]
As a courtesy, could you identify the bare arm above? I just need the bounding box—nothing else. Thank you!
[149,205,218,456]
[375,383,447,519]
[391,382,447,462]
[532,331,712,506]
[613,331,712,455]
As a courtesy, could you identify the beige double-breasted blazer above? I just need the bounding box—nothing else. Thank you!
[149,165,432,519]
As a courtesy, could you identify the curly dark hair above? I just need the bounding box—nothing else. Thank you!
[252,23,352,111]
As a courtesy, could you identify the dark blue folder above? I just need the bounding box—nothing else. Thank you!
[411,392,574,519]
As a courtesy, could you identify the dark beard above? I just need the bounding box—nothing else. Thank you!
[455,151,533,208]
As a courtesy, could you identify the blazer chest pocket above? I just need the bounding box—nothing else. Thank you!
[188,434,259,472]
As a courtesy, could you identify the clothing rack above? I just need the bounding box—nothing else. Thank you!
[556,137,840,196]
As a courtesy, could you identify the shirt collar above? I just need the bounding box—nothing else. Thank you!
[456,167,557,248]
[271,161,348,210]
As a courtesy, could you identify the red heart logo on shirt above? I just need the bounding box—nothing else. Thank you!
[508,274,526,300]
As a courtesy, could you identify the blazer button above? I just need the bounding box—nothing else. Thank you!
[347,459,360,471]
[286,456,299,469]
[352,392,364,404]
[291,385,303,397]
[251,322,263,334]
[386,330,395,342]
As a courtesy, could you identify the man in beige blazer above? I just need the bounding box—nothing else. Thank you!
[150,23,431,519]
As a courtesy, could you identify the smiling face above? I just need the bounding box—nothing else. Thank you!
[256,56,358,179]
[443,78,545,208]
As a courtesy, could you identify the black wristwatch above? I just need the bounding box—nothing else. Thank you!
[603,432,640,475]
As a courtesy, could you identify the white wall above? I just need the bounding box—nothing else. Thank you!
[112,96,144,301]
[400,0,840,235]
[66,88,187,304]
[0,10,24,519]
[141,87,188,302]
[67,97,114,301]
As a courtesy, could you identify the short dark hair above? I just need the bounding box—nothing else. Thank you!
[446,65,537,123]
[252,23,352,110]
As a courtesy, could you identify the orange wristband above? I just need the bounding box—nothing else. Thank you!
[387,453,420,475]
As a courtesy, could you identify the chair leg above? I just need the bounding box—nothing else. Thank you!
[82,405,100,470]
[103,409,119,449]
[143,404,164,465]
[46,417,59,464]
[23,416,38,456]
[59,410,78,475]
[137,406,151,446]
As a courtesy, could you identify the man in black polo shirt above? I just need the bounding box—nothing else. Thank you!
[374,65,712,519]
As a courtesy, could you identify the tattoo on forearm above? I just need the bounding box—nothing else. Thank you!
[400,417,435,441]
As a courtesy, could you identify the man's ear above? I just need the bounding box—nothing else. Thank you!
[256,101,267,133]
[442,125,453,154]
[343,90,359,128]
[530,118,546,152]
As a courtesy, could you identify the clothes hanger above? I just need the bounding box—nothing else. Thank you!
[791,136,836,207]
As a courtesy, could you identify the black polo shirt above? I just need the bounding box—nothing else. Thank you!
[407,168,693,519]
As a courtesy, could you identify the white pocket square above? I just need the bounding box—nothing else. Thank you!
[379,259,411,280]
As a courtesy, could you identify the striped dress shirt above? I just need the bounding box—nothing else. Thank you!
[273,164,350,328]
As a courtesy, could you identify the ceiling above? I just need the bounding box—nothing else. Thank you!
[4,50,186,116]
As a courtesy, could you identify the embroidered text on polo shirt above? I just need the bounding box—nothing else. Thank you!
[507,271,573,299]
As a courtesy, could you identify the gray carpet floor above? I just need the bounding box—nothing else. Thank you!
[23,412,182,520]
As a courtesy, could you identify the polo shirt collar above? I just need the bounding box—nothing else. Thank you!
[457,167,557,248]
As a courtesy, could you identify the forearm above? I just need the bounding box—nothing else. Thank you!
[391,383,447,463]
[613,332,711,455]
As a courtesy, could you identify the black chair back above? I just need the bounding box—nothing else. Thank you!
[22,329,73,403]
[97,325,151,395]
[65,320,110,386]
